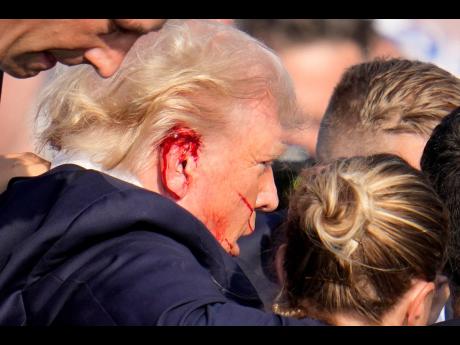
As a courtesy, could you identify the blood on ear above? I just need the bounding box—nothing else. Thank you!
[160,126,201,199]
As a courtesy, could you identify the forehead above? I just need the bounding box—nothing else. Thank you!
[229,98,286,158]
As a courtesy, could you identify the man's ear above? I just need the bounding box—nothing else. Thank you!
[159,130,200,200]
[406,280,436,326]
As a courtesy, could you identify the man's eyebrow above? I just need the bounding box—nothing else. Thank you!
[270,143,287,159]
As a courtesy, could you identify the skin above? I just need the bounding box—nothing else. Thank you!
[380,133,428,170]
[325,132,428,170]
[181,100,284,256]
[138,98,285,256]
[331,279,443,326]
[0,72,47,153]
[160,127,202,200]
[0,19,166,78]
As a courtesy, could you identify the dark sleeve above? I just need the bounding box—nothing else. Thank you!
[236,211,286,310]
[50,232,322,326]
[45,190,323,326]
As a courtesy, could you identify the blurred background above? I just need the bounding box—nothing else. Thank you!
[1,19,459,158]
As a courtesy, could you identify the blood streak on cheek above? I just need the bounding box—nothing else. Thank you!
[238,192,254,233]
[160,126,201,199]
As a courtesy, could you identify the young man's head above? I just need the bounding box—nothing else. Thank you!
[0,19,166,78]
[275,154,449,325]
[37,20,300,257]
[316,58,460,169]
[236,19,374,156]
[421,107,460,317]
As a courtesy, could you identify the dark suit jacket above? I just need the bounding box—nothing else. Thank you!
[236,211,285,311]
[0,164,323,326]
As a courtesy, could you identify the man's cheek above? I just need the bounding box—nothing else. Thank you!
[203,210,229,242]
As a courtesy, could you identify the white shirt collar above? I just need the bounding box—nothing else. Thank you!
[50,151,143,188]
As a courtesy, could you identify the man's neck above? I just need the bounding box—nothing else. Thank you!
[332,313,372,326]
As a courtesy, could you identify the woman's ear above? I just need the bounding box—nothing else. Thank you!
[406,280,436,326]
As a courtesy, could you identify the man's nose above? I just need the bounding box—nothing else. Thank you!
[255,168,279,212]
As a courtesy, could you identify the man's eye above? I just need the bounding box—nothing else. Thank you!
[260,161,273,169]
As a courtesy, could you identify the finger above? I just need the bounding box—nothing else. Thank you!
[85,31,140,78]
[112,19,166,34]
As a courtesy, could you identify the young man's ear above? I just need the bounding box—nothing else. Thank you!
[159,133,200,200]
[406,280,437,326]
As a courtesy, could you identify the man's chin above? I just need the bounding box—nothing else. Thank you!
[228,242,240,257]
[242,222,256,237]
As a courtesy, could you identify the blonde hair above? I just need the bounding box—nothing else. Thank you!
[275,154,448,324]
[317,58,460,161]
[36,20,298,173]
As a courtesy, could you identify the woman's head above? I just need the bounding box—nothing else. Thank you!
[276,154,449,325]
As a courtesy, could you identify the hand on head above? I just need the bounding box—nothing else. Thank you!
[0,19,167,79]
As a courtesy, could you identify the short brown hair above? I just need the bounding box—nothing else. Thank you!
[316,58,460,162]
[275,154,448,324]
